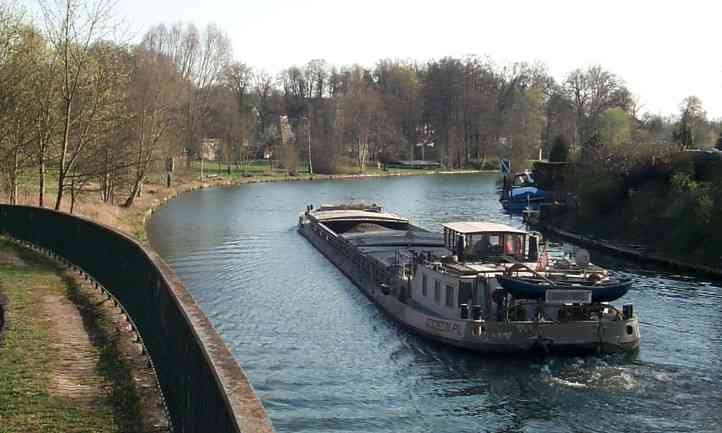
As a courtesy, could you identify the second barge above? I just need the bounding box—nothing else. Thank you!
[298,204,640,354]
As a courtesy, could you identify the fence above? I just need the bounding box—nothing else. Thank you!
[0,204,273,433]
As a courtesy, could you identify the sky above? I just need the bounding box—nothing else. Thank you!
[34,0,722,119]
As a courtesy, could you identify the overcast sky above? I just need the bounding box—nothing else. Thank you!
[89,0,722,118]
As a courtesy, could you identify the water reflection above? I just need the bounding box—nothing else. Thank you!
[148,174,722,433]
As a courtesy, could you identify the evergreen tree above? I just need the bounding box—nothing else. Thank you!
[715,132,722,151]
[549,135,570,162]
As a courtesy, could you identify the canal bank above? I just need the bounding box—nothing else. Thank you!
[536,205,722,280]
[540,224,722,279]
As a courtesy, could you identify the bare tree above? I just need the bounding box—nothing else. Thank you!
[39,0,119,210]
[123,47,183,207]
[564,66,631,152]
[223,61,254,168]
[142,22,230,160]
[341,67,383,171]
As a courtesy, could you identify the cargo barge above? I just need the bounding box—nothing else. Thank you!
[298,204,640,354]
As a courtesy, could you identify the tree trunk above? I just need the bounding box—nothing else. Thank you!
[69,176,76,214]
[124,175,142,208]
[38,154,45,207]
[9,148,18,205]
[55,99,72,210]
[101,148,110,202]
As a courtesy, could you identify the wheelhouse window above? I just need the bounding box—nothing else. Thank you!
[465,233,525,259]
[445,285,454,307]
[422,274,428,297]
[434,280,441,304]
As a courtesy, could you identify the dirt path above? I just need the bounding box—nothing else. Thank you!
[44,293,108,403]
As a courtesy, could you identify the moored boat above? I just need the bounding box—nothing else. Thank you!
[500,171,553,212]
[298,203,640,354]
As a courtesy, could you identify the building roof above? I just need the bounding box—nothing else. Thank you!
[442,222,527,235]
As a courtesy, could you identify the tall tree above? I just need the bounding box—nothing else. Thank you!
[341,66,383,171]
[141,22,231,158]
[548,135,569,162]
[39,0,119,210]
[0,19,44,204]
[563,66,631,153]
[222,61,254,165]
[674,96,706,150]
[123,47,183,207]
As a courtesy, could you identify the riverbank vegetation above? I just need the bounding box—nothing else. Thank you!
[554,148,722,267]
[546,94,722,266]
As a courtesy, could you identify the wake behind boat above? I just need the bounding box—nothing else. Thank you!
[298,203,640,354]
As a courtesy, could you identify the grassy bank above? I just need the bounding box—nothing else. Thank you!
[0,238,149,433]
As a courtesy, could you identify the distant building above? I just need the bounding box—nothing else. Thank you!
[200,138,222,161]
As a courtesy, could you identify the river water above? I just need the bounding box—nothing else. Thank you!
[148,174,722,433]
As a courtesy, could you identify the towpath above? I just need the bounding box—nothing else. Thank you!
[0,238,169,433]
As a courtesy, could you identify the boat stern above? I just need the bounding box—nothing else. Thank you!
[599,317,641,352]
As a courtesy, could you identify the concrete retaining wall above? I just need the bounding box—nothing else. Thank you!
[0,205,274,433]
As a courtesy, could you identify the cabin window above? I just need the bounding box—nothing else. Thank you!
[422,274,428,297]
[464,233,525,258]
[445,285,454,307]
[466,234,501,257]
[500,234,524,256]
[458,281,473,306]
[434,280,441,303]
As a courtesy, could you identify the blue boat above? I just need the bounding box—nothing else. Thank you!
[499,171,554,212]
[496,275,631,303]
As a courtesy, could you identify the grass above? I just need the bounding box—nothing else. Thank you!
[0,238,142,433]
[189,159,449,178]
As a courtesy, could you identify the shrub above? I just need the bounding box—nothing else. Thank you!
[576,172,625,218]
[670,172,699,193]
[549,135,569,162]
